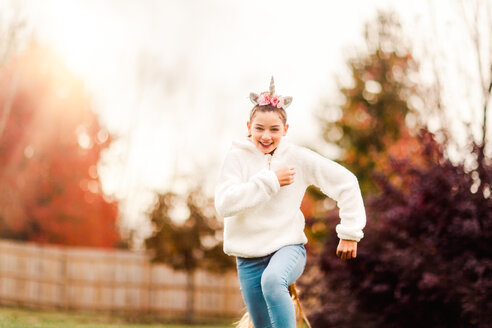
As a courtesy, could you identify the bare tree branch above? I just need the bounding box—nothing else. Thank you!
[0,73,18,142]
[425,1,456,144]
[0,2,26,68]
[456,0,492,191]
[0,3,27,143]
[460,0,492,147]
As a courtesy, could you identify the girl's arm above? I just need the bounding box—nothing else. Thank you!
[302,147,366,242]
[215,151,280,218]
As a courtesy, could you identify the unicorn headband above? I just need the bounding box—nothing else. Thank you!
[249,76,293,109]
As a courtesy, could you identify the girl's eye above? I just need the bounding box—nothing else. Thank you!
[271,129,279,132]
[255,127,263,131]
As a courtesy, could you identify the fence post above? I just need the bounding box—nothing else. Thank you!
[146,260,152,314]
[60,250,69,310]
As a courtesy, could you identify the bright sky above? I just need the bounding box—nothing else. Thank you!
[6,0,490,245]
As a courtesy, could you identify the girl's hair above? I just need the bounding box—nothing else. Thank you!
[249,104,287,125]
[234,283,312,328]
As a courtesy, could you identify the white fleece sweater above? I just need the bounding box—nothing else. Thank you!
[214,137,366,258]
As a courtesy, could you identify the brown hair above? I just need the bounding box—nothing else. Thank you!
[234,283,311,328]
[249,104,287,125]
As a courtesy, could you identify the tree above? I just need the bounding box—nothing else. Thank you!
[317,11,423,195]
[0,42,121,247]
[302,10,426,252]
[300,8,492,328]
[303,130,492,327]
[144,186,234,322]
[427,0,492,199]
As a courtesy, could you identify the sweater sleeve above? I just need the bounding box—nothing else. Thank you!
[215,151,280,218]
[302,147,366,242]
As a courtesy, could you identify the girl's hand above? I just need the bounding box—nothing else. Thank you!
[275,166,296,186]
[336,239,357,260]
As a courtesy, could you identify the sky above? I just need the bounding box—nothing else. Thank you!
[3,0,490,246]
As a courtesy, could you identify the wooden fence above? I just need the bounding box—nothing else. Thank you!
[0,239,244,318]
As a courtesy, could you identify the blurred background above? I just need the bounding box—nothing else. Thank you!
[0,0,490,327]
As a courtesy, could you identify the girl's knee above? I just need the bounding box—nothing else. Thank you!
[261,271,287,299]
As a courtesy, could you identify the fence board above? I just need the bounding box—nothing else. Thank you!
[0,239,243,317]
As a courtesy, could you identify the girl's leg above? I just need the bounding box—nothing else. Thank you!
[261,244,306,328]
[236,256,272,328]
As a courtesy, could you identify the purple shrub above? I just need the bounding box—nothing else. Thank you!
[302,130,492,328]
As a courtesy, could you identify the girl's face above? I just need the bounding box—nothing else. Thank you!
[247,111,289,154]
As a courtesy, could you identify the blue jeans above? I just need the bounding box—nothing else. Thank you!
[236,244,307,328]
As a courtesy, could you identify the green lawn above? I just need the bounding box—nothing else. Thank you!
[0,306,234,328]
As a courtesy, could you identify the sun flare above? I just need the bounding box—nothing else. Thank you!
[40,2,108,80]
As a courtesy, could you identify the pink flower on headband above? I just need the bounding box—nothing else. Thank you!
[257,93,271,106]
[249,77,293,109]
[270,96,279,107]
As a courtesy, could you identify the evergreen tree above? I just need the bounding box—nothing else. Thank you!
[318,11,422,194]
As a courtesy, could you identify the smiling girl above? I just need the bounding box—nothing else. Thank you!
[215,77,366,328]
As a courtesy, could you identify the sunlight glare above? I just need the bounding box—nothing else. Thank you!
[43,2,108,81]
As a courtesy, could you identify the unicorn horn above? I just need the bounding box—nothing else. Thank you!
[269,76,275,95]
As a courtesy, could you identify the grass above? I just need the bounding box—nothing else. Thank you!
[0,306,234,328]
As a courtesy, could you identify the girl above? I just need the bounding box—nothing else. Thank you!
[215,77,366,328]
